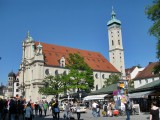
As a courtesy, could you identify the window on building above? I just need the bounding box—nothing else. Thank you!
[145,79,148,83]
[96,85,98,90]
[16,83,19,86]
[63,71,67,75]
[102,74,105,79]
[139,80,141,84]
[112,40,114,46]
[118,40,120,45]
[55,70,59,75]
[60,57,65,67]
[16,89,19,92]
[152,78,154,82]
[45,69,50,75]
[95,73,99,79]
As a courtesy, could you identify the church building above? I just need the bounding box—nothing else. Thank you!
[15,9,126,102]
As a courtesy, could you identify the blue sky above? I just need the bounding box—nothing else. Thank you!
[0,0,157,85]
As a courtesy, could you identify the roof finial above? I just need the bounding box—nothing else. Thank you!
[26,30,33,41]
[111,6,116,19]
[27,30,30,38]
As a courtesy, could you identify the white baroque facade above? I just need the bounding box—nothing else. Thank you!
[18,32,120,102]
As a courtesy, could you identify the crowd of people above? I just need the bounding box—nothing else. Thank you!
[0,97,82,120]
[90,99,159,120]
[0,97,159,120]
[0,97,50,120]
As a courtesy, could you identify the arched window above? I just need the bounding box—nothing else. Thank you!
[95,73,99,79]
[63,71,67,75]
[55,70,59,75]
[102,74,105,79]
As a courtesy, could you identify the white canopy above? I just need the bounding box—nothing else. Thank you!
[83,94,108,101]
[129,91,153,98]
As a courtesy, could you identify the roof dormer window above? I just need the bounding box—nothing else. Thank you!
[60,57,65,67]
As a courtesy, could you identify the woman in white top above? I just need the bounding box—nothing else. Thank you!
[76,102,81,120]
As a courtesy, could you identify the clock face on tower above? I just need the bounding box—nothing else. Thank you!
[45,69,49,75]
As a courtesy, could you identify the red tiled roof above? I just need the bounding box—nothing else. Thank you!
[35,42,119,73]
[134,62,159,80]
[125,66,137,75]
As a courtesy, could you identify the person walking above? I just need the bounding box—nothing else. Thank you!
[43,100,48,116]
[76,102,81,120]
[24,103,33,120]
[9,99,17,120]
[53,99,60,120]
[103,102,108,117]
[0,98,4,120]
[38,101,43,117]
[63,102,70,119]
[150,101,159,120]
[34,102,39,116]
[124,100,132,120]
[92,101,98,117]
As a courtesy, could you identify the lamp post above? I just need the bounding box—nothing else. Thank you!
[67,92,70,102]
[79,92,82,102]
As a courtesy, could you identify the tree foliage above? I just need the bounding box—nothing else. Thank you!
[39,74,70,96]
[104,73,120,86]
[145,0,160,74]
[66,53,94,92]
[128,80,134,88]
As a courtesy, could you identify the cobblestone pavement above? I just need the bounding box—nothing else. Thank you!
[31,109,150,120]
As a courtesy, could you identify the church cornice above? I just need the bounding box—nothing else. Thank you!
[109,48,124,52]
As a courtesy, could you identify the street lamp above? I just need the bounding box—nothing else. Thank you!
[79,92,82,102]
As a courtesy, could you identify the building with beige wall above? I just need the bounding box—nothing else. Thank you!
[17,32,120,102]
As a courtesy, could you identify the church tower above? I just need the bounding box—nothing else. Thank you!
[107,8,126,77]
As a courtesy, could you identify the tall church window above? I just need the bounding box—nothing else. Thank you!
[112,40,114,46]
[118,40,120,45]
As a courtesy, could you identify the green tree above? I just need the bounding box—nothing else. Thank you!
[145,0,160,74]
[104,73,120,86]
[39,74,70,97]
[66,53,94,92]
[128,80,134,88]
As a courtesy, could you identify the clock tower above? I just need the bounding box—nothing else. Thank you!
[107,8,126,77]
